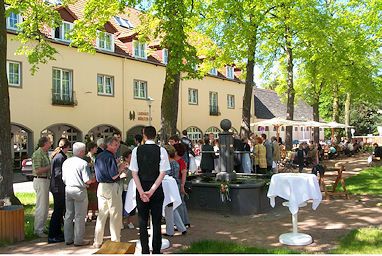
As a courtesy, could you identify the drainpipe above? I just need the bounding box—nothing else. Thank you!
[122,57,126,140]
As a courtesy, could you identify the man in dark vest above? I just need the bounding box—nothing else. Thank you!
[130,126,170,254]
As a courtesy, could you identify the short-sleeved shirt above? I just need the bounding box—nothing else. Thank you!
[130,140,170,173]
[62,156,90,189]
[176,158,186,180]
[32,147,51,178]
[94,149,119,183]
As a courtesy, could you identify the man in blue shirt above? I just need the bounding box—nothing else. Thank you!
[93,136,127,248]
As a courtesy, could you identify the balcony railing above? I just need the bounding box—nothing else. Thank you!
[209,105,220,116]
[52,90,76,106]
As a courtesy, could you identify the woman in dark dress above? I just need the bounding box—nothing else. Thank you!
[200,138,215,173]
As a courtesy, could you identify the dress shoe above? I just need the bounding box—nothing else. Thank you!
[182,231,187,235]
[74,240,90,247]
[48,237,65,244]
[162,233,173,237]
[66,241,74,245]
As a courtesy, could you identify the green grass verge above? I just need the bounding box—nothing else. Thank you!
[330,227,382,254]
[335,167,382,195]
[179,240,299,254]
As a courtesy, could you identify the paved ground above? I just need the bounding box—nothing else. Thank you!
[2,153,381,254]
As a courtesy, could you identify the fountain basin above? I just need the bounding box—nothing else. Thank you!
[186,174,277,215]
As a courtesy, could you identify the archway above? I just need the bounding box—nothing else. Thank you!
[88,124,121,142]
[186,126,203,144]
[126,125,145,145]
[41,123,83,149]
[11,123,33,170]
[206,126,221,140]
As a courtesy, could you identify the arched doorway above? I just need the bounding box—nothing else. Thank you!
[11,123,33,170]
[186,126,203,144]
[206,126,221,140]
[41,123,83,149]
[88,124,121,142]
[126,125,145,145]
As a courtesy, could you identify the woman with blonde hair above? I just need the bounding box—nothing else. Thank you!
[253,137,267,174]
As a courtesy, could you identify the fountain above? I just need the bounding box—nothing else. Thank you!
[186,119,275,215]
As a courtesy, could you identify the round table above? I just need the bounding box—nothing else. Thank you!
[267,173,322,246]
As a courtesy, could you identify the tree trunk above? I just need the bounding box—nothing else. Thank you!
[313,100,320,143]
[160,65,180,143]
[240,26,257,139]
[285,23,295,150]
[0,1,19,205]
[344,92,351,139]
[332,83,340,143]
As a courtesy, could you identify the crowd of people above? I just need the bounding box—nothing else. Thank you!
[30,127,378,252]
[31,127,192,252]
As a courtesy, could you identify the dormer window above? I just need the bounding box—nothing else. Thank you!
[133,41,147,59]
[209,68,217,76]
[162,49,168,64]
[6,12,21,31]
[226,66,234,79]
[114,16,134,29]
[97,31,115,52]
[53,21,73,42]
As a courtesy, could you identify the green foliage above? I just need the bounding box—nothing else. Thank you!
[350,100,382,136]
[330,228,382,254]
[179,240,299,254]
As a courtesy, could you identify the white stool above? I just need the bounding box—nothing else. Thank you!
[279,201,313,246]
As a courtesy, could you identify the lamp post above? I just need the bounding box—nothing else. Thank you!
[146,96,154,126]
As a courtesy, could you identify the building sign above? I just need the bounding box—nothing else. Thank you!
[136,111,151,121]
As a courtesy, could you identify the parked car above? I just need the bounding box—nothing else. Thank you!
[21,158,33,181]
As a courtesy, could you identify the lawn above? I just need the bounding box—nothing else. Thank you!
[180,240,299,254]
[337,166,382,195]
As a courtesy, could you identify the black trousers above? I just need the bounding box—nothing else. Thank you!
[136,182,164,254]
[48,192,65,238]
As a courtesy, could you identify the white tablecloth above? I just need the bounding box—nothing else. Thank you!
[267,173,322,215]
[124,175,182,216]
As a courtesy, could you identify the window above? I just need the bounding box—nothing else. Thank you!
[209,68,217,76]
[206,127,220,139]
[114,16,133,28]
[7,61,21,87]
[97,74,114,96]
[133,80,147,99]
[209,91,218,115]
[226,66,234,79]
[133,41,147,59]
[188,88,198,105]
[294,127,298,131]
[52,68,73,104]
[6,12,21,30]
[53,21,73,42]
[162,48,168,64]
[96,31,114,52]
[227,94,235,109]
[186,127,203,143]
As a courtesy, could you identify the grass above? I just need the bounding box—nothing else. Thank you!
[335,166,382,195]
[330,227,382,254]
[179,240,299,254]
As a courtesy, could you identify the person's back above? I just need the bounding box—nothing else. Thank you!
[374,146,382,158]
[200,140,215,172]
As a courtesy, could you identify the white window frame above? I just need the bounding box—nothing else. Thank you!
[52,21,73,42]
[227,94,235,109]
[162,48,168,64]
[133,40,147,59]
[186,127,203,143]
[226,66,234,79]
[6,12,21,31]
[209,68,217,76]
[209,91,218,108]
[114,16,133,28]
[133,80,148,99]
[52,68,73,102]
[97,74,114,96]
[6,60,21,87]
[96,31,115,52]
[188,88,198,105]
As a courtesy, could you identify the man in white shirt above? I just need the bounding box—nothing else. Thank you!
[130,126,170,254]
[62,142,94,246]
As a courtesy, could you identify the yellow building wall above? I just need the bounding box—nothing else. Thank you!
[8,34,125,145]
